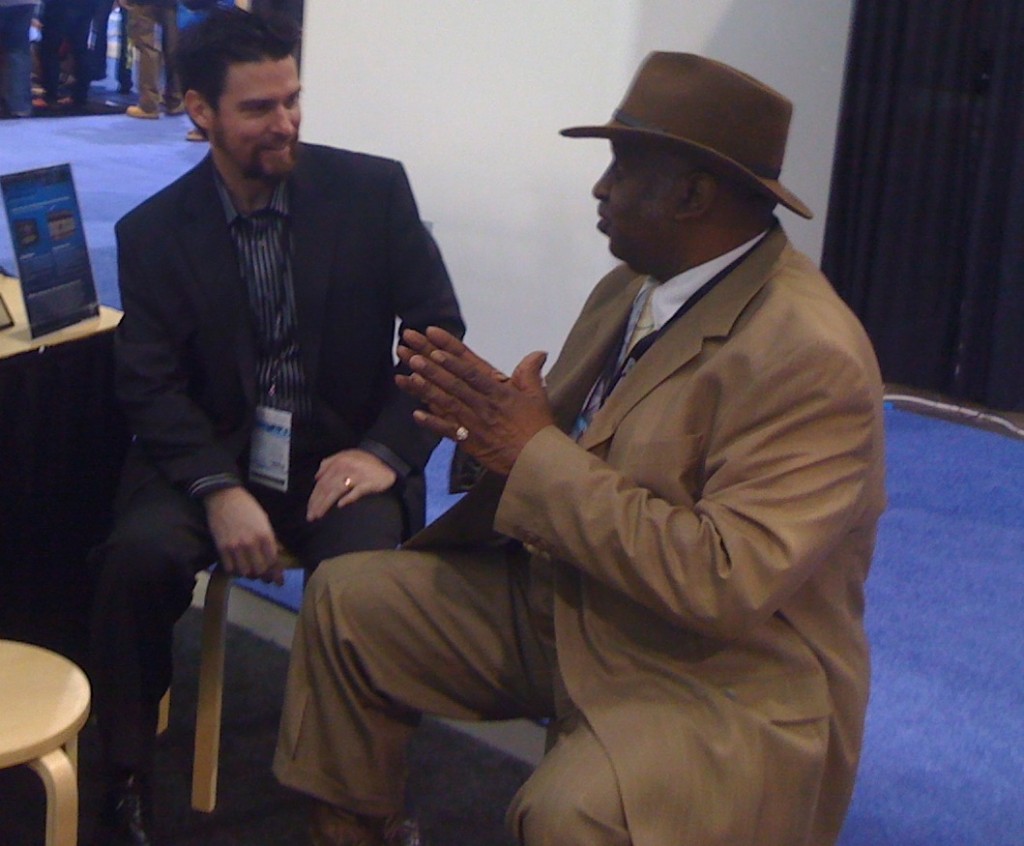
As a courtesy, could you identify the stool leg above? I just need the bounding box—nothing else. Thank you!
[157,688,171,736]
[27,747,78,846]
[64,734,78,772]
[191,568,231,813]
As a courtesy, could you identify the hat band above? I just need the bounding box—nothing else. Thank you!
[613,109,782,181]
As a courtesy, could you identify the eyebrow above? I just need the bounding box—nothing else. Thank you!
[237,86,302,111]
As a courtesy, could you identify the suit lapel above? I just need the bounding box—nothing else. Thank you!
[578,229,788,451]
[177,157,258,406]
[287,147,336,392]
[546,267,646,433]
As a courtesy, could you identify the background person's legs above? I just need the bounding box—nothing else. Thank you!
[0,4,35,116]
[122,0,160,114]
[63,0,97,106]
[37,0,68,104]
[89,0,115,82]
[154,2,179,111]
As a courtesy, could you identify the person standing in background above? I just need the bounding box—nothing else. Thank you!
[121,0,180,118]
[35,0,99,111]
[89,0,132,93]
[0,0,36,117]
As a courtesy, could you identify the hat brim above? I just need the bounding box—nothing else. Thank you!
[561,123,813,220]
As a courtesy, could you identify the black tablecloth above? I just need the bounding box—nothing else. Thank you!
[0,330,129,665]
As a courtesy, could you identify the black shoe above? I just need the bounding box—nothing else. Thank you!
[310,802,426,846]
[94,774,154,846]
[383,815,427,846]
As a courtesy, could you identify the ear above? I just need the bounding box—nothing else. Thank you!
[185,89,213,133]
[675,170,718,219]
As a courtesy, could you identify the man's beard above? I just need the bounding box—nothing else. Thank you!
[211,125,300,182]
[243,137,300,180]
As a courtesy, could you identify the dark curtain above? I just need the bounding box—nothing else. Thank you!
[823,0,1024,411]
[0,332,128,665]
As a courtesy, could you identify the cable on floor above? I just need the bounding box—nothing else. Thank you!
[884,393,1024,440]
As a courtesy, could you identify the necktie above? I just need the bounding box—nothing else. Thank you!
[624,288,656,359]
[572,284,656,438]
[572,246,753,439]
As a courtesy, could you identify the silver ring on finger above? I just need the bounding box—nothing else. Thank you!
[454,425,470,442]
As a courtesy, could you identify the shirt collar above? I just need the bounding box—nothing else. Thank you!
[213,170,290,225]
[644,230,768,330]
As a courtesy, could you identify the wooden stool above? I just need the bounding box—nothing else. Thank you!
[0,640,91,846]
[160,553,302,813]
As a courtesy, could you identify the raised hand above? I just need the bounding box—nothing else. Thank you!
[396,327,554,477]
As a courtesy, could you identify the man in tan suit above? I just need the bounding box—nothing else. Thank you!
[273,53,886,846]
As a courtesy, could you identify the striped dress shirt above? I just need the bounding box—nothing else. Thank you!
[189,179,311,498]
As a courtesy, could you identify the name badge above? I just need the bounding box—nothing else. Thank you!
[249,405,291,492]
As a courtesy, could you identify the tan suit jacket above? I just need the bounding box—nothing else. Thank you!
[410,226,886,845]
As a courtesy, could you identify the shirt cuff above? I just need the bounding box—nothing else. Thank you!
[358,439,412,479]
[189,473,244,499]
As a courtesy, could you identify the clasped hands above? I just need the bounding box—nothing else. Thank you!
[204,448,396,583]
[396,326,555,477]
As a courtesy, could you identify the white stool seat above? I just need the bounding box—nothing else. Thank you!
[0,640,91,846]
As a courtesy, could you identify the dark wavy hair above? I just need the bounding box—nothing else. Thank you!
[176,7,300,109]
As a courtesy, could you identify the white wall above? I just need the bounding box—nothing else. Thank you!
[300,0,853,370]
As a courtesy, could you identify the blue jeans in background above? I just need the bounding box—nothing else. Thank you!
[0,3,35,116]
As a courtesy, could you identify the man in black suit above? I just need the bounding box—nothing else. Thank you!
[89,9,463,845]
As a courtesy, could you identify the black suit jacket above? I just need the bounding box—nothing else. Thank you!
[113,143,463,531]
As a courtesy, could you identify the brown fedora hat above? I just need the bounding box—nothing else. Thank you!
[561,52,812,219]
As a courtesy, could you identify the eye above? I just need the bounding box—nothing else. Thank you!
[239,99,274,115]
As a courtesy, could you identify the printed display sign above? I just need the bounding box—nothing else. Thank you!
[1,164,99,337]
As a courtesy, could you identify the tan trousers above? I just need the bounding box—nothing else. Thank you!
[272,546,632,846]
[123,1,180,114]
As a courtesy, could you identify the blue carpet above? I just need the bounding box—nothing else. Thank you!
[840,408,1024,845]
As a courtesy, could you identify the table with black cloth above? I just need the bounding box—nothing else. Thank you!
[0,275,128,666]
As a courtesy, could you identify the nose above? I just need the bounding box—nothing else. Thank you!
[592,163,612,200]
[271,102,298,135]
